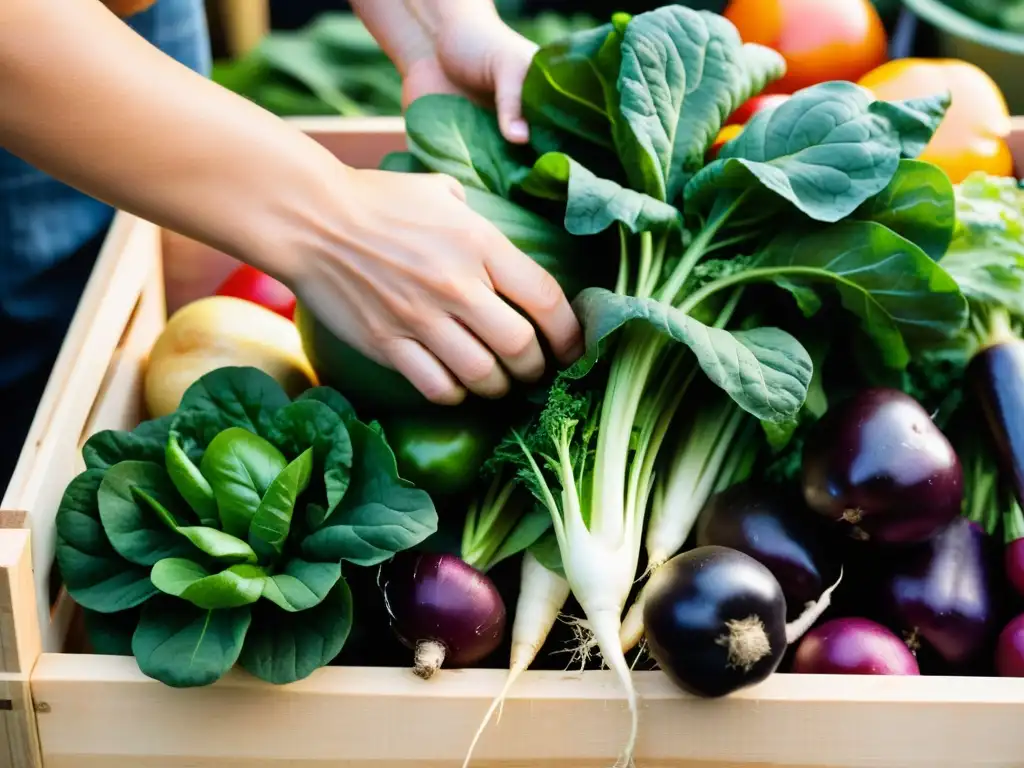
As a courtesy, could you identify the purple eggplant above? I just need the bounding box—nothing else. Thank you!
[966,340,1024,509]
[882,517,995,666]
[378,552,506,679]
[802,388,964,544]
[695,483,838,621]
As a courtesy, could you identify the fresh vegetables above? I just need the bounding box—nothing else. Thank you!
[378,552,506,679]
[216,264,297,320]
[724,0,889,93]
[942,0,1024,34]
[144,297,317,418]
[881,517,995,666]
[996,614,1024,676]
[858,59,1014,183]
[55,367,437,687]
[801,388,964,544]
[725,94,791,126]
[791,618,921,675]
[1003,496,1024,598]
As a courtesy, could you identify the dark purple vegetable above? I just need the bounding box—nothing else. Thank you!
[643,546,788,698]
[695,482,837,621]
[791,617,920,675]
[882,517,994,666]
[996,613,1024,677]
[967,340,1024,509]
[377,552,506,679]
[801,388,964,544]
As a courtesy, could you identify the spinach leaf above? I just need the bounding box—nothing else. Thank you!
[271,400,351,517]
[757,221,968,368]
[97,461,195,567]
[248,447,314,561]
[54,469,157,613]
[854,159,956,260]
[295,386,357,422]
[615,6,785,201]
[239,578,353,684]
[379,151,430,174]
[132,597,251,688]
[404,94,531,196]
[685,82,949,223]
[260,558,341,612]
[571,288,812,422]
[165,431,218,527]
[82,607,139,656]
[150,559,266,610]
[301,420,438,566]
[82,416,172,470]
[200,428,288,539]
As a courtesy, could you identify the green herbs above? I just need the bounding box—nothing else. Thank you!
[55,367,437,688]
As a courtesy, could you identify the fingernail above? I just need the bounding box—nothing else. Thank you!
[507,120,529,143]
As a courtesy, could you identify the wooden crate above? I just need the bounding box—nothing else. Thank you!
[4,117,1024,768]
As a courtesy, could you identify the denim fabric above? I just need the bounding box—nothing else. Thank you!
[0,0,211,387]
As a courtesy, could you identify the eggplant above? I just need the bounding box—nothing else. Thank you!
[378,552,507,679]
[695,483,838,621]
[882,517,995,667]
[643,546,789,698]
[802,388,964,544]
[967,340,1024,508]
[996,613,1024,677]
[791,617,920,675]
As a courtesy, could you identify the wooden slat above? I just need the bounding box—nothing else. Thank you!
[0,526,43,768]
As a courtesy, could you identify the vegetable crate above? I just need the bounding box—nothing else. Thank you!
[4,117,1024,768]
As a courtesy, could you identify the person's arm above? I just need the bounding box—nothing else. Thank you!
[0,0,580,405]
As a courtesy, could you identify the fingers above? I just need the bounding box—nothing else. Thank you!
[418,317,511,400]
[431,172,466,202]
[460,283,547,383]
[495,57,534,144]
[385,337,467,407]
[485,252,583,366]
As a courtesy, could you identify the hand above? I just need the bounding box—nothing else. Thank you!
[402,12,537,144]
[288,167,583,406]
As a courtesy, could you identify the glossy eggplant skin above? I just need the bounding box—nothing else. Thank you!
[643,546,788,698]
[882,517,995,667]
[695,483,838,620]
[802,388,964,544]
[967,340,1024,507]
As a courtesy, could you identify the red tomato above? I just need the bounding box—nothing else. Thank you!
[215,265,297,321]
[725,94,791,127]
[724,0,889,94]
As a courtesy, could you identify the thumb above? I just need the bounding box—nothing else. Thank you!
[494,61,532,145]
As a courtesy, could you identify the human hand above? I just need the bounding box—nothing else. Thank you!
[401,9,537,144]
[286,167,582,406]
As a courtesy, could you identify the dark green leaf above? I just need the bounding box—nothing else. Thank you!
[271,399,352,516]
[54,469,157,613]
[379,151,430,174]
[301,420,438,566]
[150,559,266,610]
[165,431,218,527]
[248,448,314,561]
[854,159,956,260]
[132,597,251,688]
[82,416,172,470]
[82,607,139,656]
[97,461,195,567]
[487,503,553,570]
[869,94,952,159]
[200,428,288,539]
[296,386,357,423]
[404,94,531,196]
[260,558,342,612]
[571,288,812,422]
[686,82,948,223]
[239,578,353,684]
[528,531,565,577]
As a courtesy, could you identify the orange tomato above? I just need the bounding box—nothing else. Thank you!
[725,94,791,127]
[724,0,889,93]
[858,59,1013,183]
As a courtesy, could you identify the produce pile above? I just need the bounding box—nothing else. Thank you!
[53,4,1024,767]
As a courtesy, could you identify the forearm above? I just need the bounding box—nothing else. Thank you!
[0,0,343,280]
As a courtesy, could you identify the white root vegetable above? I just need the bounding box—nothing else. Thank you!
[461,551,570,768]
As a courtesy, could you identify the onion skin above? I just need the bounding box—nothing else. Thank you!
[378,553,506,679]
[801,388,963,544]
[996,614,1024,677]
[695,483,837,621]
[966,340,1024,508]
[882,517,994,667]
[643,546,788,698]
[792,618,920,675]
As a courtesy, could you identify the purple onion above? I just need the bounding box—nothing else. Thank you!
[791,617,920,675]
[996,614,1024,677]
[378,552,506,679]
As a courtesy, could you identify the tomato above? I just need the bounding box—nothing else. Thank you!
[708,124,744,161]
[725,94,791,127]
[724,0,888,93]
[858,59,1013,184]
[382,412,498,498]
[216,264,297,321]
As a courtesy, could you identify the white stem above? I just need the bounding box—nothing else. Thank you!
[585,608,640,768]
[785,567,844,645]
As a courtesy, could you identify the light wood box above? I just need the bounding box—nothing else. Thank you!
[3,117,1024,768]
